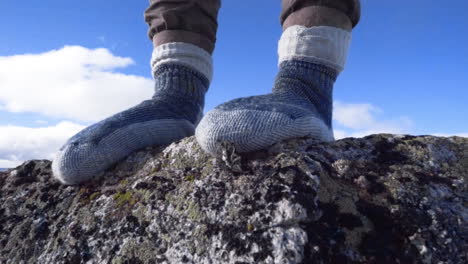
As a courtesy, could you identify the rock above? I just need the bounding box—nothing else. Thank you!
[0,134,467,264]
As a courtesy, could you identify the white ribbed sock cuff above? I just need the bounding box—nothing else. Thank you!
[278,26,352,72]
[151,42,213,82]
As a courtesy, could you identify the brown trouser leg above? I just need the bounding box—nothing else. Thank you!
[280,0,360,30]
[144,0,221,54]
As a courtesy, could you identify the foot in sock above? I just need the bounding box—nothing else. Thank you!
[53,58,209,185]
[196,22,353,155]
[196,57,338,155]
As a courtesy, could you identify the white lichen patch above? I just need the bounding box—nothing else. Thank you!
[269,226,308,264]
[273,199,308,224]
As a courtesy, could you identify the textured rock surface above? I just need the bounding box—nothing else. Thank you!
[0,134,467,264]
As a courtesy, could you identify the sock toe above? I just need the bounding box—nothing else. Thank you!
[195,99,333,155]
[53,118,195,185]
[52,142,101,185]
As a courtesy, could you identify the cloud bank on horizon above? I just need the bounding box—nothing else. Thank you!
[0,46,466,168]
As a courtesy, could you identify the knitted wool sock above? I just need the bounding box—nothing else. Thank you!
[196,26,351,155]
[53,43,211,185]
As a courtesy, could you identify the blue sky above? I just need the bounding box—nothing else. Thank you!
[0,0,467,167]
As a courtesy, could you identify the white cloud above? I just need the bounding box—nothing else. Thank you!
[35,120,49,125]
[333,102,378,130]
[333,101,413,139]
[333,129,348,140]
[0,46,153,122]
[0,160,22,169]
[0,121,85,168]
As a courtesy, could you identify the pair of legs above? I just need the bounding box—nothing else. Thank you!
[52,0,361,184]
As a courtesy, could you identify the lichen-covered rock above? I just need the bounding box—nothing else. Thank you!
[0,134,467,264]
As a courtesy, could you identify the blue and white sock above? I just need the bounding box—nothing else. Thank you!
[53,43,212,185]
[196,26,351,155]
